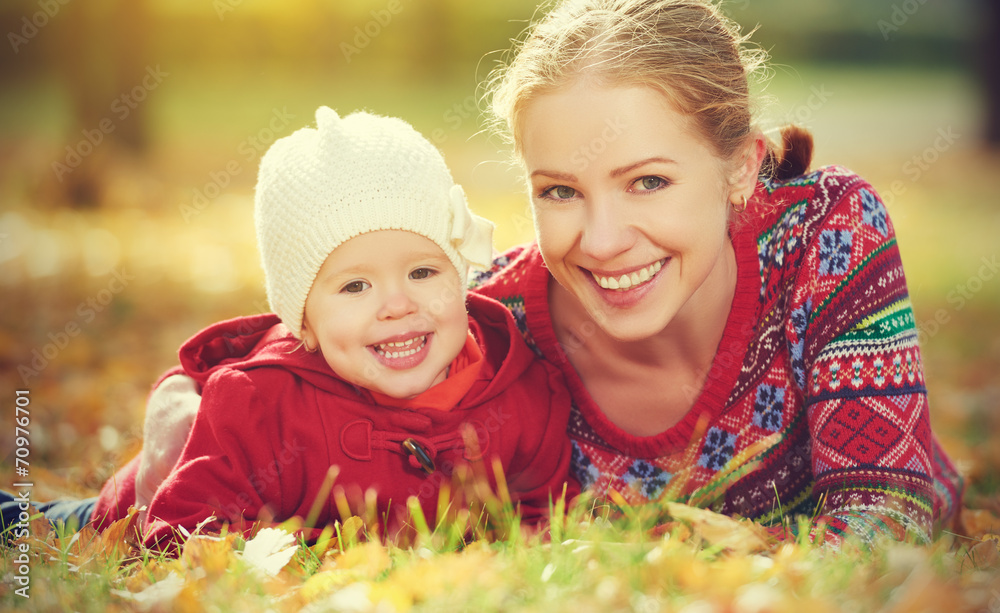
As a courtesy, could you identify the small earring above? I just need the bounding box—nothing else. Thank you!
[302,340,317,353]
[733,195,748,213]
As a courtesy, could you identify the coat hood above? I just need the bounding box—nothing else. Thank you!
[175,293,533,407]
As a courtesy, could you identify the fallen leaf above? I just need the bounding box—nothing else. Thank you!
[663,502,770,554]
[180,533,237,576]
[111,570,185,611]
[242,527,299,577]
[961,539,1000,571]
[959,508,1000,540]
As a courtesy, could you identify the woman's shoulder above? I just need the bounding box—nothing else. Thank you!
[469,242,543,297]
[758,164,880,218]
[750,164,891,244]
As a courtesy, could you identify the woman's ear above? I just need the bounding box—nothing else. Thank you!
[729,132,766,204]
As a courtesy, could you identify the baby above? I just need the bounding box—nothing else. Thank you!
[89,107,577,547]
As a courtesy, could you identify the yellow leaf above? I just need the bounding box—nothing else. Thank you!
[336,541,392,578]
[663,502,770,554]
[959,508,1000,539]
[179,533,238,576]
[301,569,353,602]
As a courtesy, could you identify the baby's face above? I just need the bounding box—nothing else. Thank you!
[301,230,468,399]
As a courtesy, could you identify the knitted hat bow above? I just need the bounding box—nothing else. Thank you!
[448,184,495,270]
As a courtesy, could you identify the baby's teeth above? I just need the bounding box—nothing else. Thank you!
[377,335,425,357]
[618,274,632,289]
[638,267,650,282]
[630,272,641,285]
[607,276,620,290]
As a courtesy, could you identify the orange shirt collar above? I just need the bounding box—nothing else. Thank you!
[368,330,484,411]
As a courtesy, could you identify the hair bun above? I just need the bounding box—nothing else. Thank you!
[766,125,813,181]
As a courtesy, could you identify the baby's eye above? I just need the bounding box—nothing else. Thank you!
[540,185,578,200]
[631,176,667,192]
[410,268,436,280]
[341,280,370,293]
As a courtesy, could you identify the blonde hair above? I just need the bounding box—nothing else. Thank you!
[487,0,811,179]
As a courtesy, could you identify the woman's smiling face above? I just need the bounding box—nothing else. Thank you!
[520,79,737,341]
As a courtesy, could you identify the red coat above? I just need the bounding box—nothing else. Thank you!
[92,293,577,548]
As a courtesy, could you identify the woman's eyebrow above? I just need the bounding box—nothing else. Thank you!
[530,169,578,182]
[610,156,677,178]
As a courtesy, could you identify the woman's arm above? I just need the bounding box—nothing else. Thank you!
[786,172,962,546]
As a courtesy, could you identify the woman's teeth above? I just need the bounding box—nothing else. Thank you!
[592,259,664,290]
[374,336,426,358]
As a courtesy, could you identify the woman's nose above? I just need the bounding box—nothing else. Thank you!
[578,195,636,262]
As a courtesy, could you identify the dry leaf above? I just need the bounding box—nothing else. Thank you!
[335,541,393,579]
[242,527,299,577]
[961,539,1000,571]
[663,502,770,554]
[959,508,1000,539]
[111,571,185,611]
[179,533,238,576]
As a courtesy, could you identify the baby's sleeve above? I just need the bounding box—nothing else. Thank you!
[503,360,581,524]
[142,369,276,551]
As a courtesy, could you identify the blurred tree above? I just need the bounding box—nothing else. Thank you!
[980,0,1000,146]
[49,0,153,207]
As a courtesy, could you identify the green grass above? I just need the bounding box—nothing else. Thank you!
[3,496,997,613]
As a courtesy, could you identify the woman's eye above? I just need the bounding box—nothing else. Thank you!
[632,176,666,192]
[541,185,577,200]
[410,268,436,280]
[341,280,370,294]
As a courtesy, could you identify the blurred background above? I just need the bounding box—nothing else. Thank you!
[1,0,997,506]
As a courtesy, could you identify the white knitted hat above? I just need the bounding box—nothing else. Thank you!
[254,106,494,338]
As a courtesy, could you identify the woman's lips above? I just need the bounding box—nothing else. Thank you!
[589,258,667,290]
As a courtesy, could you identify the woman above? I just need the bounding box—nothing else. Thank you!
[472,0,962,546]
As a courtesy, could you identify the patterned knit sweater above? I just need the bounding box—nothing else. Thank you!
[471,165,963,546]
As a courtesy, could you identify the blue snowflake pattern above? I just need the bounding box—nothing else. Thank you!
[468,254,511,288]
[859,189,889,237]
[622,459,672,500]
[759,204,805,274]
[817,229,853,276]
[570,440,601,490]
[788,298,812,388]
[698,427,738,471]
[753,384,785,432]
